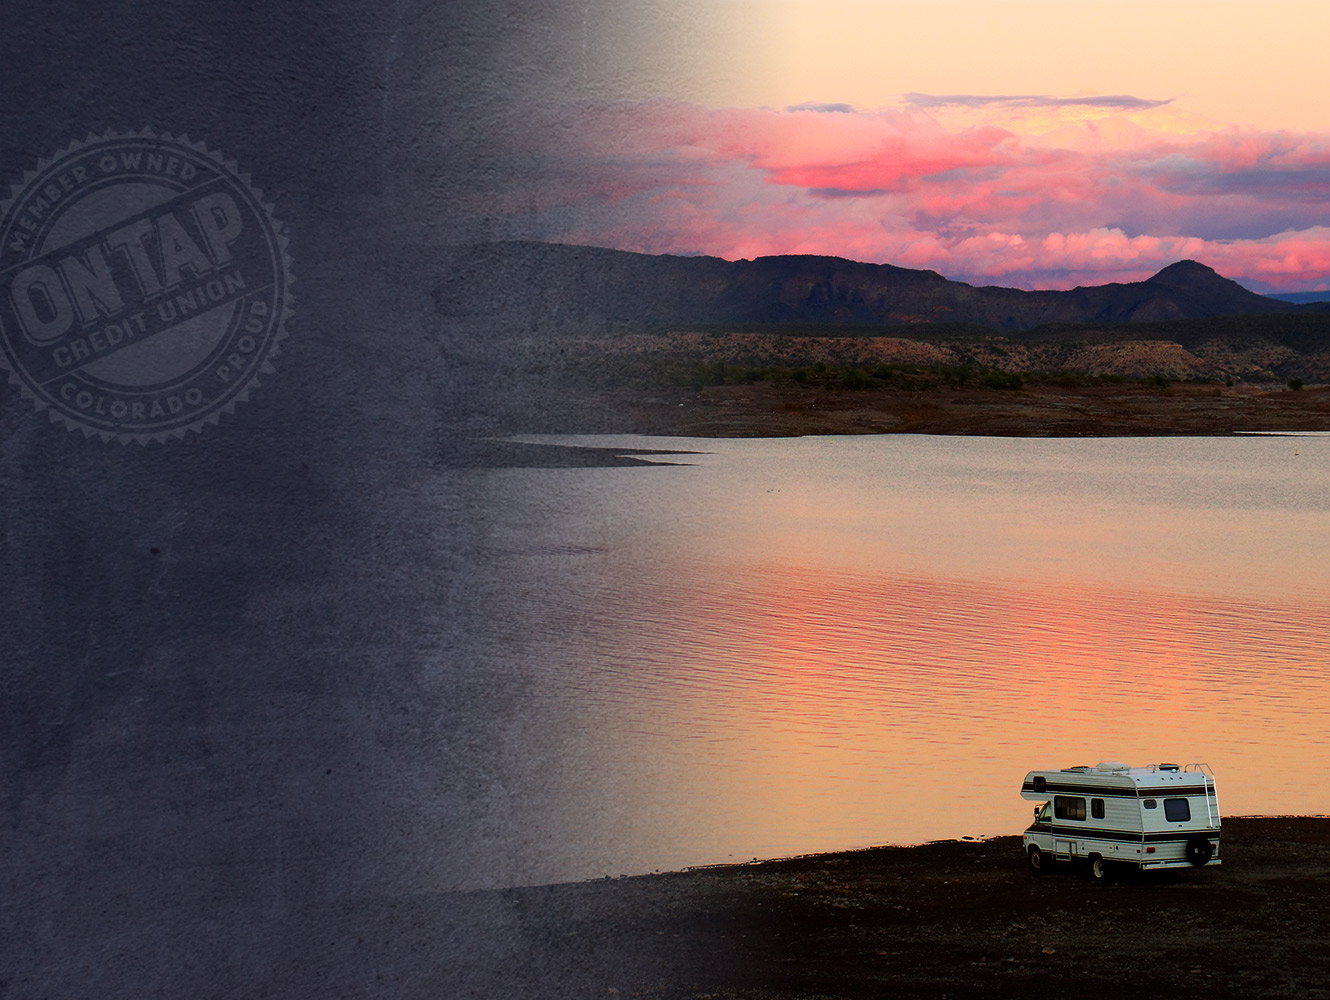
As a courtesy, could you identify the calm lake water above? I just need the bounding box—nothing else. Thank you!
[445,433,1330,887]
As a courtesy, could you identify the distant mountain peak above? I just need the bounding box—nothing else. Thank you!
[1143,260,1278,310]
[1156,258,1214,273]
[1147,260,1227,285]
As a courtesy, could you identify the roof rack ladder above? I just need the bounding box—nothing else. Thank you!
[1184,762,1217,829]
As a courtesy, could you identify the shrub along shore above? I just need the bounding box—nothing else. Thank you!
[516,374,1330,439]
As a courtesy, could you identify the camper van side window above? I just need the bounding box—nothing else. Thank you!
[1091,798,1105,819]
[1033,776,1047,793]
[1054,796,1086,821]
[1142,799,1157,809]
[1164,798,1191,822]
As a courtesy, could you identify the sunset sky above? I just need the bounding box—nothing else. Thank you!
[492,0,1330,291]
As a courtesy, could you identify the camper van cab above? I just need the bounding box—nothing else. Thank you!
[1021,762,1220,878]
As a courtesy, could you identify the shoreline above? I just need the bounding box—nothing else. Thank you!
[647,811,1325,878]
[476,815,1330,998]
[447,380,1330,465]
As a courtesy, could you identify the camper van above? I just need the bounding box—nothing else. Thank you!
[1020,762,1220,878]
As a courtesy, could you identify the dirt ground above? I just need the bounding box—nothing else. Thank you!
[556,381,1330,438]
[488,817,1330,999]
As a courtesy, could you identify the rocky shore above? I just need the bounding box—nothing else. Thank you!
[471,816,1330,999]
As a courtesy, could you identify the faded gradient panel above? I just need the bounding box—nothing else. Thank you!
[0,2,663,997]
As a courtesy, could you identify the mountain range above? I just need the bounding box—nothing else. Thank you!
[435,241,1329,334]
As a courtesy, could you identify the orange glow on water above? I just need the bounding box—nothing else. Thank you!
[487,434,1330,881]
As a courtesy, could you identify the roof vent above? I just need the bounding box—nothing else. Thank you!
[1158,762,1180,771]
[1095,761,1130,772]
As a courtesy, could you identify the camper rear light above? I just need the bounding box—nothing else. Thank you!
[1145,847,1156,854]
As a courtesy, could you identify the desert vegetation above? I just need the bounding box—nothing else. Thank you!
[572,356,1251,395]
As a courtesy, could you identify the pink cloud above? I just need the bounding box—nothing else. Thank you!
[483,100,1330,291]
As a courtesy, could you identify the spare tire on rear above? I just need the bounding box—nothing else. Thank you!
[1185,836,1214,866]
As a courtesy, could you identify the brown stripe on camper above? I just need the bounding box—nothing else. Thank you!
[1022,781,1216,798]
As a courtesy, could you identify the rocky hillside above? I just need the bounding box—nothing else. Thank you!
[563,317,1330,384]
[436,241,1314,334]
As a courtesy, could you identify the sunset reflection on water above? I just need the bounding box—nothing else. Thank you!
[478,434,1330,881]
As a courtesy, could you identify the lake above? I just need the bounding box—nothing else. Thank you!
[442,432,1330,887]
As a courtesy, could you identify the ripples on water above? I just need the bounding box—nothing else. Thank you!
[456,434,1330,884]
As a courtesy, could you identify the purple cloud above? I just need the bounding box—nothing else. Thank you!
[904,92,1174,111]
[786,102,857,114]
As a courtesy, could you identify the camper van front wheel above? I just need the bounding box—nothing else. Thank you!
[1027,845,1048,874]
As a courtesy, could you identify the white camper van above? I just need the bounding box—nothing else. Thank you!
[1020,762,1220,878]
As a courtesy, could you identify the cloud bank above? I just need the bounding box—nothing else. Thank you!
[481,96,1330,291]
